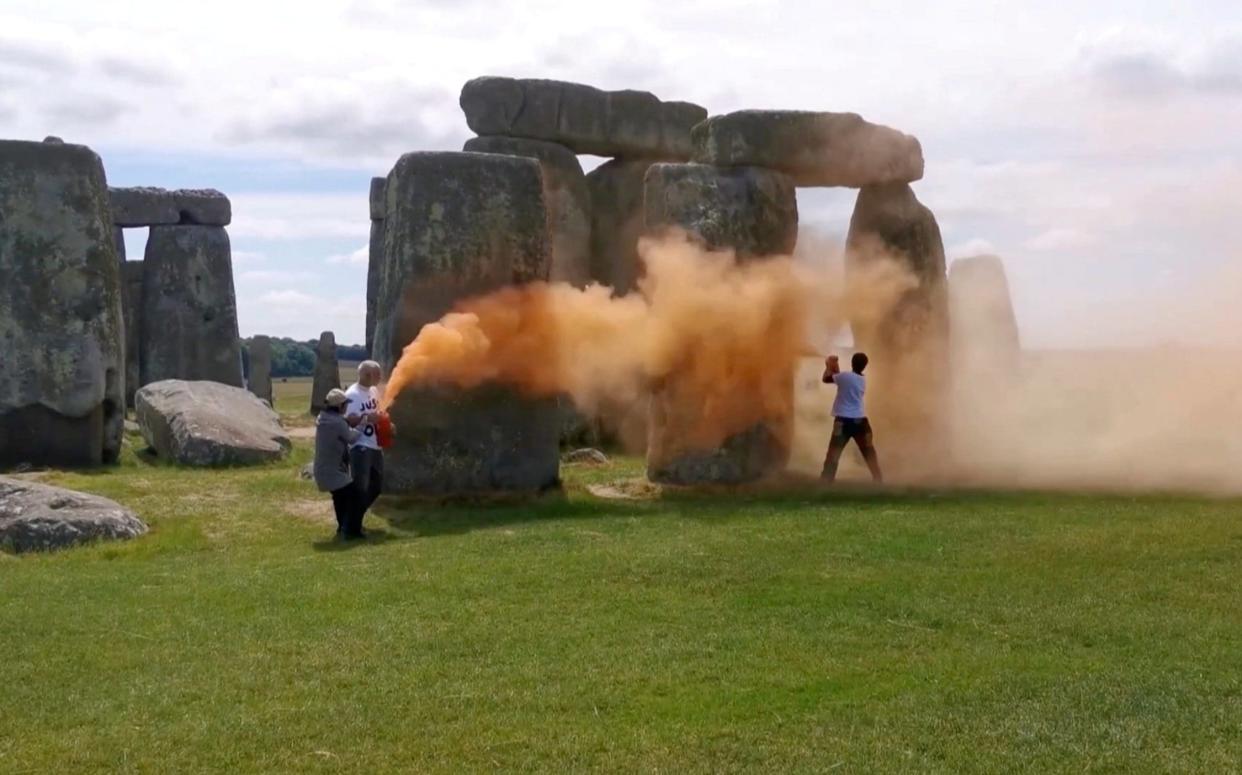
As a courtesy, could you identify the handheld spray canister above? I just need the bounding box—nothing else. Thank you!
[375,410,395,449]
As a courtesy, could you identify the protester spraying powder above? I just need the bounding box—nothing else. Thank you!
[344,360,392,524]
[821,352,883,483]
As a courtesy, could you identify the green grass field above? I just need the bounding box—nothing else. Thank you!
[2,427,1241,772]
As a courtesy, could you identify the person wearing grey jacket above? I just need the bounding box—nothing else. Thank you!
[314,388,364,539]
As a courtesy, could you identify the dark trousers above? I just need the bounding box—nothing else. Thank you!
[350,446,384,516]
[822,417,883,483]
[330,482,363,536]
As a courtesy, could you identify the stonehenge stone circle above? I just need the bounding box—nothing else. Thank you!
[366,176,386,357]
[460,76,706,159]
[373,151,559,495]
[845,182,949,472]
[109,186,180,226]
[643,163,798,258]
[586,158,658,293]
[113,226,126,262]
[310,330,341,415]
[642,163,800,484]
[0,139,125,468]
[136,380,291,466]
[121,261,144,408]
[692,110,924,188]
[248,335,273,404]
[140,225,243,388]
[0,476,147,553]
[464,135,592,285]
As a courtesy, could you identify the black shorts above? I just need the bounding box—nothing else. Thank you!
[832,417,872,442]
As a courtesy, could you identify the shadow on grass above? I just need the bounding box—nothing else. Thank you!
[368,477,950,539]
[310,528,400,551]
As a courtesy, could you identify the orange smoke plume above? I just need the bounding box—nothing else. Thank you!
[380,233,881,450]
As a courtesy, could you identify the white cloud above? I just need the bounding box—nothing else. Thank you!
[325,244,369,266]
[259,289,315,307]
[947,238,997,259]
[229,193,369,241]
[231,250,266,263]
[1022,228,1096,253]
[240,270,314,284]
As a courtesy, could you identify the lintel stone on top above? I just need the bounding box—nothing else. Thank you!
[691,110,924,188]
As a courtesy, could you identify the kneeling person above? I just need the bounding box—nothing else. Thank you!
[821,352,883,483]
[314,388,364,538]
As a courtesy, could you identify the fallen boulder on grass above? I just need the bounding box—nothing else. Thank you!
[136,380,290,466]
[0,477,147,553]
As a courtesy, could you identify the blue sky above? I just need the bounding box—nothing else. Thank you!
[2,0,1239,346]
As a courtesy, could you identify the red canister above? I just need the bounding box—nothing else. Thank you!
[375,410,394,449]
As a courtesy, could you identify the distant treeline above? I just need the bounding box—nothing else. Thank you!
[241,337,367,378]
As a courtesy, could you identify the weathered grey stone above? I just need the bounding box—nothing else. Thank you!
[113,226,126,262]
[140,225,242,387]
[136,380,289,466]
[366,218,383,358]
[648,421,787,485]
[248,335,273,404]
[691,110,924,188]
[369,176,386,221]
[373,151,559,496]
[109,186,179,226]
[564,448,609,465]
[460,76,706,159]
[172,188,231,226]
[310,331,340,415]
[949,255,1020,374]
[43,136,64,144]
[0,139,124,468]
[644,163,798,258]
[121,261,144,408]
[845,183,949,473]
[0,476,147,553]
[643,164,798,484]
[586,158,657,293]
[464,135,591,285]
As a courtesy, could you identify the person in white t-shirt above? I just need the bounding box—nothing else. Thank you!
[345,360,386,529]
[821,352,883,483]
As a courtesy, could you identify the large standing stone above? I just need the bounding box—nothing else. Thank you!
[464,135,591,285]
[135,380,290,466]
[373,151,559,495]
[109,186,179,226]
[0,477,147,553]
[248,335,273,404]
[310,331,340,415]
[948,255,1020,374]
[113,226,126,262]
[845,183,949,475]
[692,110,924,188]
[460,76,706,159]
[642,163,800,484]
[369,176,386,220]
[121,261,144,408]
[172,189,231,226]
[644,163,798,258]
[140,225,242,388]
[366,175,387,358]
[0,139,124,468]
[586,158,658,293]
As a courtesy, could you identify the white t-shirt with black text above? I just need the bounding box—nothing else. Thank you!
[345,382,380,450]
[830,371,867,419]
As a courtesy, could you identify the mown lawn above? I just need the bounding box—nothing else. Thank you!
[1,436,1240,773]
